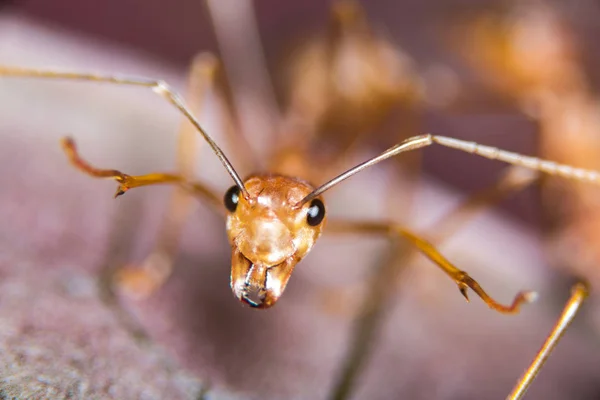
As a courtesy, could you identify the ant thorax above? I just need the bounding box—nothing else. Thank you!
[224,174,326,308]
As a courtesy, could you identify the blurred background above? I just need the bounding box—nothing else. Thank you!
[1,0,600,399]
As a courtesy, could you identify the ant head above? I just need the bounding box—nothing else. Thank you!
[224,175,326,308]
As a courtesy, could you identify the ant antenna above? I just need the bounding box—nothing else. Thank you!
[0,66,249,198]
[298,134,600,206]
[298,135,431,206]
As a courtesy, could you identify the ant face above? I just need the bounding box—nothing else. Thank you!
[225,175,326,308]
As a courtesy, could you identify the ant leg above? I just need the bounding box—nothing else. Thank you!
[115,54,223,298]
[506,282,589,400]
[326,219,537,314]
[61,137,223,211]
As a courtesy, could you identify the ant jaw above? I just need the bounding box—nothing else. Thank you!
[230,248,297,309]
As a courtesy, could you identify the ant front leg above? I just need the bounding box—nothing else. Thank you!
[61,138,224,210]
[61,137,223,209]
[62,138,186,197]
[326,220,537,314]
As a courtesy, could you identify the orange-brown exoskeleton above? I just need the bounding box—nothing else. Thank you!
[225,175,325,308]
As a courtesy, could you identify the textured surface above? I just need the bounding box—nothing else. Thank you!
[0,256,204,400]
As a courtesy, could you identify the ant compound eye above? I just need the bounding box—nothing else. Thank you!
[224,185,240,212]
[306,199,325,226]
